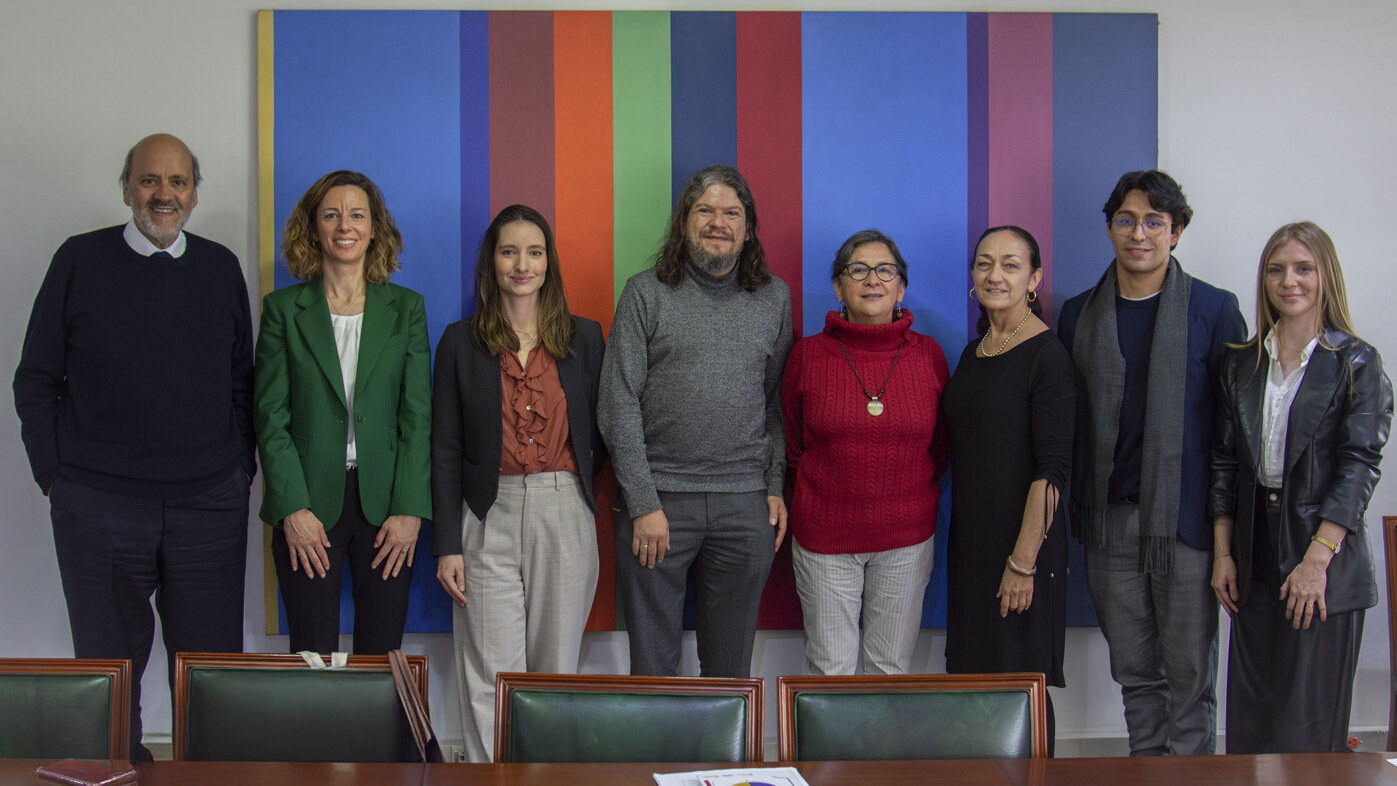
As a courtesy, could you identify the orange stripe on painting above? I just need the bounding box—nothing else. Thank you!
[555,10,617,631]
[554,11,615,336]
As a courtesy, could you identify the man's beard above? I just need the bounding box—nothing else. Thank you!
[134,199,188,247]
[687,242,739,276]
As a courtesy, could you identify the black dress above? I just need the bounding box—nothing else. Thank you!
[941,330,1074,686]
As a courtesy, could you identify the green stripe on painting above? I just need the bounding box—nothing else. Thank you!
[612,11,672,299]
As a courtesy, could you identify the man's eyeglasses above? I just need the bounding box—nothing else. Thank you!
[1110,217,1172,237]
[843,263,901,282]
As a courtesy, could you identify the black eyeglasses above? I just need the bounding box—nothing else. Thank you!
[843,263,900,282]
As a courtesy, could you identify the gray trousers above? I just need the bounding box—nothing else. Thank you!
[617,489,775,677]
[1085,502,1218,756]
[792,536,934,675]
[451,472,598,762]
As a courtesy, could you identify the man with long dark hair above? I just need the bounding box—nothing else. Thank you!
[599,165,793,677]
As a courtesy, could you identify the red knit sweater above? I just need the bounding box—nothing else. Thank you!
[781,310,949,554]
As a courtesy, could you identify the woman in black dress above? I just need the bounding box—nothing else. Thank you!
[941,226,1074,752]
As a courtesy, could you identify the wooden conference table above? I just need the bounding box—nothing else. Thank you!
[5,753,1397,785]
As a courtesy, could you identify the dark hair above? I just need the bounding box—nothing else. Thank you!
[655,165,772,292]
[1102,169,1192,236]
[282,170,404,284]
[119,134,203,189]
[469,204,576,359]
[829,228,909,285]
[972,225,1043,336]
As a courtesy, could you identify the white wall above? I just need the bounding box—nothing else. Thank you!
[3,0,1395,750]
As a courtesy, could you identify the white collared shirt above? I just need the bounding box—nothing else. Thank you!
[1259,331,1319,487]
[123,220,188,258]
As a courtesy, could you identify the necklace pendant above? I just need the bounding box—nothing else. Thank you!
[867,399,885,417]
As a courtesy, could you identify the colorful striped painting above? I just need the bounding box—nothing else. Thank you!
[257,9,1158,634]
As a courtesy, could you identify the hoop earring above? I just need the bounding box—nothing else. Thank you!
[969,288,978,301]
[1027,290,1038,303]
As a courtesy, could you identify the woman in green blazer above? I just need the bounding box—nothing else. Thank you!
[254,170,432,654]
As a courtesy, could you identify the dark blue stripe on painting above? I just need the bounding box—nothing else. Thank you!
[670,12,738,202]
[965,13,990,342]
[272,10,464,634]
[1051,13,1158,320]
[460,11,491,320]
[1052,12,1158,627]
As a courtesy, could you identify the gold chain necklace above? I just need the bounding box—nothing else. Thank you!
[978,310,1032,357]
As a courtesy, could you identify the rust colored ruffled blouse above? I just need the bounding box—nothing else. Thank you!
[499,347,578,476]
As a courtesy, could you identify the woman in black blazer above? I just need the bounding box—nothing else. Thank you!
[431,204,605,762]
[1210,221,1393,752]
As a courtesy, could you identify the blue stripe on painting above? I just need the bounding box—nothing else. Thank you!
[272,10,465,635]
[1051,13,1159,318]
[801,12,969,357]
[273,10,464,346]
[459,11,491,319]
[802,13,968,630]
[669,12,739,202]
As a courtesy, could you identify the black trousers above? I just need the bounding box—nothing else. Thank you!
[272,469,413,655]
[1225,488,1364,753]
[49,467,249,759]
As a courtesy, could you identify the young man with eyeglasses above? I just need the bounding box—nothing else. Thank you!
[1057,169,1246,756]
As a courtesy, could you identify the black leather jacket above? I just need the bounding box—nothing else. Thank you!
[1209,328,1393,614]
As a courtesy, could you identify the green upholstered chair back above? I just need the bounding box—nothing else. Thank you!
[494,672,763,763]
[174,653,428,762]
[0,659,130,759]
[777,673,1047,760]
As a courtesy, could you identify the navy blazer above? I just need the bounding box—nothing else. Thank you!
[1209,329,1392,613]
[430,316,606,556]
[1058,266,1247,550]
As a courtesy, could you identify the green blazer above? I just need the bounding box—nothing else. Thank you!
[254,280,432,529]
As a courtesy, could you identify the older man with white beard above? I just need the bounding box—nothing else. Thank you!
[13,133,255,761]
[599,165,793,678]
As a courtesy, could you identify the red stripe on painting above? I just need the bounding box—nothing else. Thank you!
[737,13,803,340]
[555,11,617,631]
[489,11,556,220]
[987,13,1054,320]
[737,11,804,630]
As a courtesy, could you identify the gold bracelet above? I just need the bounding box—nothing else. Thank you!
[1006,555,1037,577]
[1214,552,1231,560]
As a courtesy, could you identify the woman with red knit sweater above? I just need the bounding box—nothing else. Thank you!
[781,229,950,675]
[941,225,1074,752]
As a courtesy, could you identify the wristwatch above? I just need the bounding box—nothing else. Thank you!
[1311,534,1342,554]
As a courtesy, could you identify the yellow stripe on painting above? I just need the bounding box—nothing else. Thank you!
[255,9,279,635]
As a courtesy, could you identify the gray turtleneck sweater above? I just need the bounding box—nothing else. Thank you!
[598,261,793,518]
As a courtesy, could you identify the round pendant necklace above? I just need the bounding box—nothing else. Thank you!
[978,309,1032,357]
[836,338,905,417]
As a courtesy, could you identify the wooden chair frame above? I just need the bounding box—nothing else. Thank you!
[0,657,131,758]
[493,672,764,763]
[777,672,1048,761]
[1383,516,1397,750]
[173,652,427,761]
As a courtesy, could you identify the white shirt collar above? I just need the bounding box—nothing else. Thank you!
[123,219,188,258]
[1263,330,1319,370]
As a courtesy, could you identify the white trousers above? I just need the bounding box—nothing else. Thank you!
[792,535,935,675]
[452,471,599,762]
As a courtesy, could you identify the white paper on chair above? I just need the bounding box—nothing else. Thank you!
[652,766,811,786]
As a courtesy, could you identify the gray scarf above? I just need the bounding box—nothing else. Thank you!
[1071,257,1190,575]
